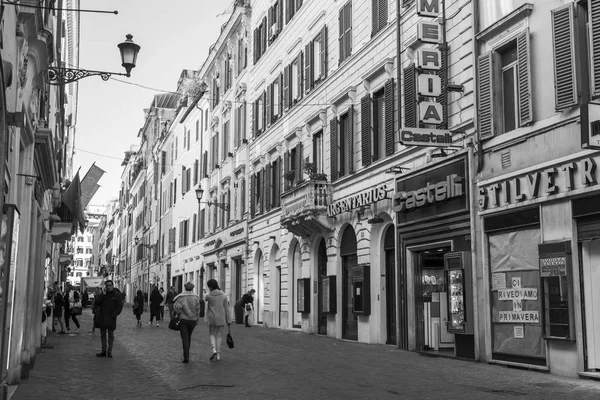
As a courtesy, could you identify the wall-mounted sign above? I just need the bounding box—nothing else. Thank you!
[478,156,598,211]
[394,157,468,224]
[327,184,391,217]
[417,0,441,17]
[539,257,567,277]
[230,228,244,237]
[399,128,452,147]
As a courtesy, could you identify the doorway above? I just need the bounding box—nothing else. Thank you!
[341,226,358,341]
[317,239,328,335]
[580,240,600,371]
[414,246,454,353]
[384,227,396,345]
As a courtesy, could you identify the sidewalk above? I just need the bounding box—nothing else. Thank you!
[11,307,600,400]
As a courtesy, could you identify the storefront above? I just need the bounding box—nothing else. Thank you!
[394,153,475,359]
[477,152,600,377]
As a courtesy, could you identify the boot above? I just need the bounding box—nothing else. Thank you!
[96,351,107,357]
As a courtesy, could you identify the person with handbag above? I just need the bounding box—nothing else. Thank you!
[205,279,232,361]
[66,288,82,333]
[172,282,204,363]
[133,290,145,327]
[241,289,255,327]
[94,280,124,358]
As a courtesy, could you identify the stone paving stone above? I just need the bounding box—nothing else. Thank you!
[11,307,600,400]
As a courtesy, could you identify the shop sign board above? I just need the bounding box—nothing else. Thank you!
[478,156,599,211]
[399,128,452,147]
[394,157,468,224]
[327,184,391,217]
[496,275,539,324]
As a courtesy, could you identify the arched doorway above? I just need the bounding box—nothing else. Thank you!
[384,225,397,345]
[316,238,328,335]
[341,226,358,340]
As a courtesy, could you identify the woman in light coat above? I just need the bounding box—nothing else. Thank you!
[205,279,232,361]
[173,282,203,363]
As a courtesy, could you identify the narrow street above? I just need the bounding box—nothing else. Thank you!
[11,309,600,400]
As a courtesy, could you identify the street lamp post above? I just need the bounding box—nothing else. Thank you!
[47,34,141,85]
[195,185,230,211]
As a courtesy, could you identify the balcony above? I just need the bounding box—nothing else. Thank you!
[280,180,333,237]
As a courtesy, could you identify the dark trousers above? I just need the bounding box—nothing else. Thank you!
[179,319,196,361]
[100,328,115,352]
[65,310,80,329]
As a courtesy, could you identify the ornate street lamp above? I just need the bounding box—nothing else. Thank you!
[47,34,141,85]
[195,185,230,211]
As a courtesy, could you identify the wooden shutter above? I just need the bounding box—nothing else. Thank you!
[253,29,258,64]
[361,94,372,167]
[403,64,417,128]
[384,78,395,156]
[297,0,303,10]
[379,0,388,33]
[305,43,313,93]
[262,17,268,54]
[372,0,378,34]
[295,143,302,183]
[552,4,578,110]
[283,64,290,110]
[266,83,272,126]
[193,160,198,186]
[591,1,600,97]
[234,107,239,149]
[286,0,291,23]
[330,118,338,181]
[252,100,257,137]
[192,214,197,243]
[202,151,208,178]
[268,7,274,45]
[241,101,247,141]
[436,43,448,129]
[250,174,256,218]
[265,163,272,212]
[297,51,304,99]
[517,30,533,126]
[347,107,354,174]
[284,151,289,191]
[320,25,328,79]
[276,157,282,207]
[278,73,283,116]
[278,1,284,37]
[260,170,266,213]
[339,6,345,63]
[262,91,267,131]
[477,52,495,139]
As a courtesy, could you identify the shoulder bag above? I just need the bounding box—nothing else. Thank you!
[168,313,181,331]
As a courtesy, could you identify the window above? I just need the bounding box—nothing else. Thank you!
[212,132,220,169]
[286,0,303,23]
[86,248,92,254]
[240,178,246,216]
[187,128,191,151]
[253,92,265,137]
[284,51,303,110]
[237,35,247,75]
[222,120,230,161]
[76,272,82,278]
[196,120,200,142]
[77,247,83,254]
[372,0,388,36]
[267,76,282,126]
[330,108,354,181]
[339,2,352,64]
[212,72,220,109]
[175,137,178,160]
[199,209,205,239]
[361,79,395,167]
[251,170,264,217]
[179,219,190,247]
[305,27,328,93]
[77,237,83,242]
[313,130,324,173]
[183,128,187,150]
[224,53,232,93]
[268,1,283,45]
[477,30,532,139]
[193,159,199,186]
[234,102,247,148]
[264,158,282,212]
[254,17,267,64]
[173,179,177,204]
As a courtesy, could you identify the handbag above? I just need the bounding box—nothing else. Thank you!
[72,301,82,315]
[168,314,181,331]
[226,326,234,349]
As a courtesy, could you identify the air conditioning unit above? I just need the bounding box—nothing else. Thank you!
[270,24,279,39]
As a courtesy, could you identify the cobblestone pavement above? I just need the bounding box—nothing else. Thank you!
[11,307,600,400]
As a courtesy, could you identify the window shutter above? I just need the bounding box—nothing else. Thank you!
[283,64,290,110]
[477,52,495,139]
[297,51,304,99]
[253,29,258,64]
[552,4,578,110]
[297,0,303,10]
[339,7,345,63]
[320,25,328,79]
[591,2,600,97]
[344,3,352,61]
[181,167,186,194]
[385,78,395,156]
[278,1,284,36]
[403,64,417,128]
[262,91,267,131]
[284,151,289,191]
[295,143,302,183]
[252,100,257,137]
[194,159,198,186]
[234,107,239,149]
[436,44,448,129]
[202,151,208,177]
[193,214,197,243]
[305,43,313,93]
[379,0,388,33]
[266,83,272,126]
[260,170,266,213]
[276,157,282,207]
[372,0,378,35]
[278,72,283,116]
[250,174,256,218]
[330,118,338,181]
[265,163,272,212]
[517,30,533,126]
[242,101,247,141]
[262,17,268,54]
[268,7,273,45]
[347,106,354,174]
[361,94,372,167]
[286,0,291,23]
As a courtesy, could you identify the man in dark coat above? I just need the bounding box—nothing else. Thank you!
[149,286,163,327]
[165,286,177,319]
[94,280,124,358]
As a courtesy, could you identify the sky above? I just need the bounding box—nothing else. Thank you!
[73,0,231,208]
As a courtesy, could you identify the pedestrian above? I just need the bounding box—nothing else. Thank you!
[133,290,144,327]
[88,296,97,335]
[149,286,163,327]
[82,290,89,308]
[172,282,203,363]
[159,287,166,321]
[165,286,177,318]
[94,280,124,358]
[241,289,256,327]
[205,279,232,361]
[65,285,81,333]
[63,284,72,332]
[53,290,66,334]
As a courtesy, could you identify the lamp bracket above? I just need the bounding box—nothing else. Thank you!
[47,67,128,85]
